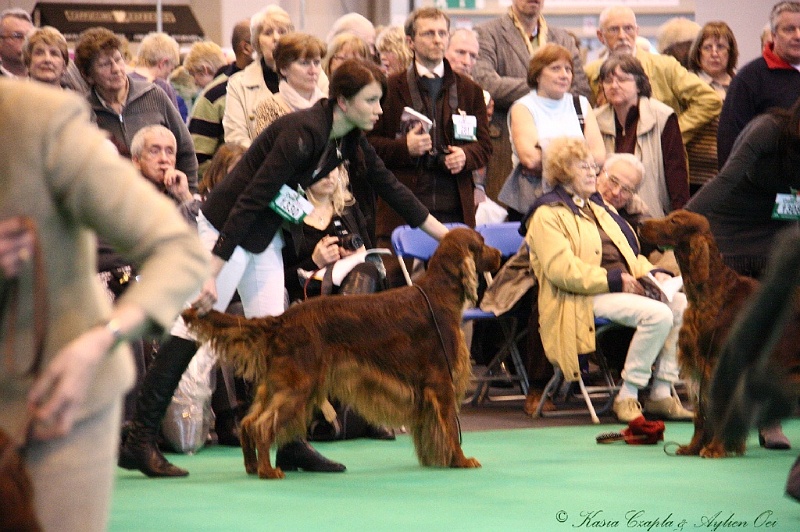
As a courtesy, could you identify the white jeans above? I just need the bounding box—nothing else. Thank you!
[171,211,286,338]
[593,291,687,388]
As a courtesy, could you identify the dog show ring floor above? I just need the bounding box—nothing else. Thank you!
[110,399,800,531]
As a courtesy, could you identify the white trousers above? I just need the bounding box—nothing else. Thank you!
[593,291,687,388]
[171,211,286,339]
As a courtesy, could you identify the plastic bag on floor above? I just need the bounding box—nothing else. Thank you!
[162,343,217,454]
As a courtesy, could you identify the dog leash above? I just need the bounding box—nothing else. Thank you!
[413,284,462,445]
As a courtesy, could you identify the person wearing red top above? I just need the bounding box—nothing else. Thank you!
[717,1,800,166]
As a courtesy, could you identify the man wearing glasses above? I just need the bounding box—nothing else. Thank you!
[368,7,491,285]
[584,5,720,148]
[0,8,33,78]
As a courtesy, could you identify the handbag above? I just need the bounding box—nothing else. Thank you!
[498,95,586,214]
[0,217,47,531]
[497,163,544,216]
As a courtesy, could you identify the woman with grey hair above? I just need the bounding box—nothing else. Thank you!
[223,5,295,147]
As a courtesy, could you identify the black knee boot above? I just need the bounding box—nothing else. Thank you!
[118,335,198,477]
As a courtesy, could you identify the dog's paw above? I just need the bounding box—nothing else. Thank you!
[244,462,258,475]
[699,444,729,458]
[675,444,701,456]
[258,466,285,480]
[451,456,481,468]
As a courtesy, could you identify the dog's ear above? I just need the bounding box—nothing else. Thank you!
[460,255,479,304]
[689,233,711,283]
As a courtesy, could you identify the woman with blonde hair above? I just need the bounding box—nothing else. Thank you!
[322,33,371,78]
[22,26,69,87]
[376,25,412,76]
[223,5,295,147]
[183,41,228,91]
[526,136,690,423]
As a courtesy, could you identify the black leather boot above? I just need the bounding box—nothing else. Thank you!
[365,424,396,440]
[275,440,346,472]
[118,335,198,477]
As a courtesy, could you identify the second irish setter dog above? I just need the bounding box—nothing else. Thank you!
[640,210,761,457]
[183,228,500,479]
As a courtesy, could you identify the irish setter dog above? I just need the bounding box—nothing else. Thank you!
[183,228,500,479]
[640,210,799,457]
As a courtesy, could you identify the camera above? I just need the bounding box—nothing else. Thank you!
[423,147,451,171]
[332,217,364,251]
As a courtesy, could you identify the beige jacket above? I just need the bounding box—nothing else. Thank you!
[585,49,721,145]
[0,80,208,442]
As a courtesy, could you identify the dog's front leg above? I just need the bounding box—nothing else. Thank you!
[240,418,259,475]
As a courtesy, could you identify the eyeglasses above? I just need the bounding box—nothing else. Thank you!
[601,74,636,86]
[602,25,637,36]
[417,30,449,40]
[0,32,26,41]
[575,162,599,174]
[94,55,126,72]
[700,43,730,53]
[604,170,636,196]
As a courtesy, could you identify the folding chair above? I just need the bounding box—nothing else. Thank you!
[390,223,530,406]
[533,318,629,424]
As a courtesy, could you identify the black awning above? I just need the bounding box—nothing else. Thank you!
[32,2,204,44]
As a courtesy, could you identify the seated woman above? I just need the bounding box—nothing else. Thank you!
[524,137,692,423]
[593,54,689,218]
[282,164,394,440]
[499,43,605,219]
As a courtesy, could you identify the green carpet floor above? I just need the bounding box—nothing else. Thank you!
[110,420,800,531]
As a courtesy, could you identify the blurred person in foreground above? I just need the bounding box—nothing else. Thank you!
[0,79,207,531]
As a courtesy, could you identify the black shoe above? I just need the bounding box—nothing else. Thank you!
[215,410,241,447]
[365,424,396,440]
[275,440,346,472]
[118,438,189,477]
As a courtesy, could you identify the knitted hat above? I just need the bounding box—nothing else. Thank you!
[656,17,701,54]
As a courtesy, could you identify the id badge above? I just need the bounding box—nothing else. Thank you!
[269,184,314,223]
[772,193,800,220]
[452,113,477,141]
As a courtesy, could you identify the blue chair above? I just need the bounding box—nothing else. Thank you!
[390,222,530,405]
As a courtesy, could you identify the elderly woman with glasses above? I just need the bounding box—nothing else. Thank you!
[74,26,198,192]
[685,21,739,193]
[524,136,692,423]
[593,53,689,218]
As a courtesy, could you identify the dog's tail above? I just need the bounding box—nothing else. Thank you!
[181,308,277,382]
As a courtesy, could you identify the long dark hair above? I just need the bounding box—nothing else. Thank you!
[328,58,387,102]
[775,95,800,159]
